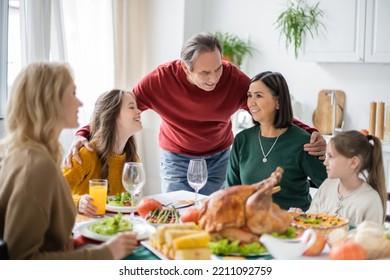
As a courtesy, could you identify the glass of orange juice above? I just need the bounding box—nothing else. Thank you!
[89,179,108,217]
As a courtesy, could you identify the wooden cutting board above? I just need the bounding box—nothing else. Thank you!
[312,90,345,135]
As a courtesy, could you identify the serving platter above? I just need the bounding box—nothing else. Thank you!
[290,212,349,236]
[140,240,270,260]
[140,241,169,260]
[79,219,155,242]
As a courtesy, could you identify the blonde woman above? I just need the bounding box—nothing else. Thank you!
[0,62,137,259]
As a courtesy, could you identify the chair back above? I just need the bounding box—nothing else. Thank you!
[0,239,9,260]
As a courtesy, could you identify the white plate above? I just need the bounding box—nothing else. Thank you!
[143,190,208,209]
[79,219,155,242]
[105,204,136,213]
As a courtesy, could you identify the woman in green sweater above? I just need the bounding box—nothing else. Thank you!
[226,71,327,211]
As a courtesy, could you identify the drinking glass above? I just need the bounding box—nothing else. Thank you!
[187,159,208,208]
[89,179,108,218]
[121,162,146,220]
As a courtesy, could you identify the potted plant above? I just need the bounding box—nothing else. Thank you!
[275,0,324,58]
[213,31,254,68]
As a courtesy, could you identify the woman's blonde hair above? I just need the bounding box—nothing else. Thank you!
[1,62,74,164]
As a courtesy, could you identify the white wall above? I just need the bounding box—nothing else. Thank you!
[202,0,390,130]
[138,0,187,195]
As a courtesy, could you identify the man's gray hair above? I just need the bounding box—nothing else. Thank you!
[180,33,222,71]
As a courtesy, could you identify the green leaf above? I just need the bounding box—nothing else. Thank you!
[275,0,324,58]
[212,31,254,68]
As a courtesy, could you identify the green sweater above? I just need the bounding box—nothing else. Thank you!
[226,124,327,211]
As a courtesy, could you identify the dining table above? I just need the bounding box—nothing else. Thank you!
[73,190,207,260]
[72,190,332,260]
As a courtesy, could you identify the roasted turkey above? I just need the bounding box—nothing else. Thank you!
[198,167,291,243]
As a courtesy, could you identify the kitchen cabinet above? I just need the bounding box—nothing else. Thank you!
[299,0,390,63]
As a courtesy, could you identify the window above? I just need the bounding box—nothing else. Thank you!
[0,0,113,144]
[7,1,21,92]
[0,0,9,121]
[0,0,21,136]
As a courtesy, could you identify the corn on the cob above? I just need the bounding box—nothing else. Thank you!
[164,229,201,244]
[151,222,199,245]
[172,232,210,249]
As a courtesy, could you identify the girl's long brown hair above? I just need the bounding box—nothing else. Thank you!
[331,130,387,221]
[90,90,137,179]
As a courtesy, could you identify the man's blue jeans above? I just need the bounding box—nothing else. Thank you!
[160,149,230,195]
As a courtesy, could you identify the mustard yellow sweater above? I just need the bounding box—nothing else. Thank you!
[62,147,139,205]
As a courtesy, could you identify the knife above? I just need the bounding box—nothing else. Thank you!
[171,203,195,209]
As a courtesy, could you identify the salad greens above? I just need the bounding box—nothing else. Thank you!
[209,227,297,256]
[106,192,131,206]
[209,239,267,256]
[90,213,133,235]
[271,226,297,239]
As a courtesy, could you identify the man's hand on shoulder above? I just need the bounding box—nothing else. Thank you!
[303,131,326,160]
[63,135,93,168]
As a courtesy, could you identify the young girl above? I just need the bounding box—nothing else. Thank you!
[0,62,137,259]
[291,130,387,226]
[63,90,142,216]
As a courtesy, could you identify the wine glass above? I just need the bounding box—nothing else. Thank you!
[187,159,208,208]
[121,162,146,220]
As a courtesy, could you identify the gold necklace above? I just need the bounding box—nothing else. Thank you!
[258,128,282,163]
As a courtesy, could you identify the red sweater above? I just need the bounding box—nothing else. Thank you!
[78,60,316,156]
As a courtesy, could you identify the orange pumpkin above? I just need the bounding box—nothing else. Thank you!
[329,241,366,260]
[137,198,163,218]
[180,208,201,224]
